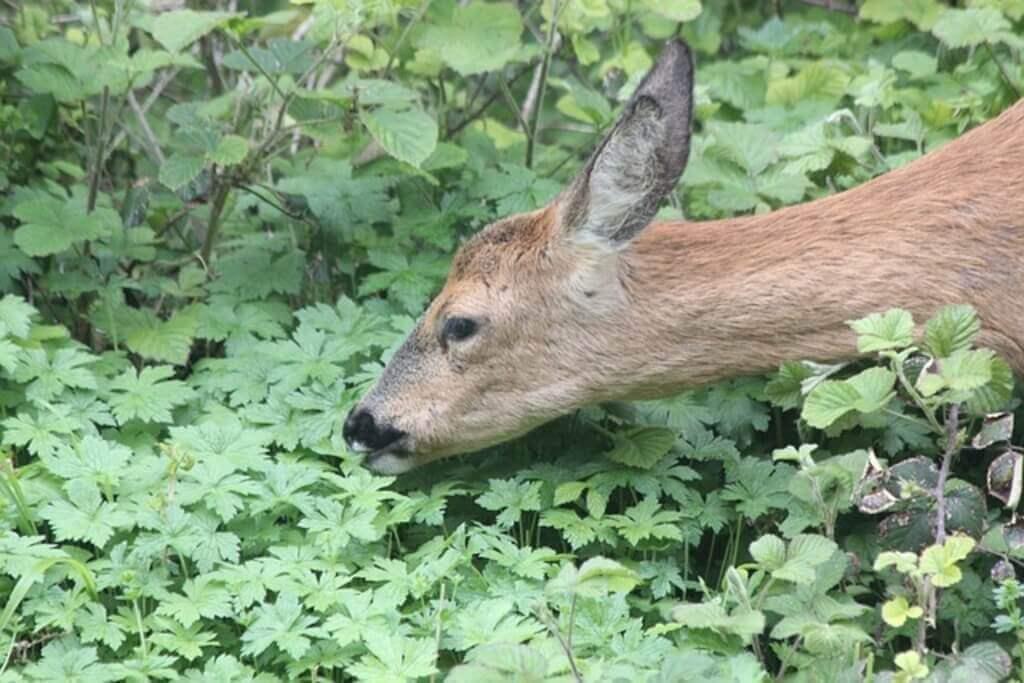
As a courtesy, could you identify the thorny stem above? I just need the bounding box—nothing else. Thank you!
[916,403,962,655]
[934,403,961,544]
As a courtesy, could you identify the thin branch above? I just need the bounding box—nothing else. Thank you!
[87,86,110,213]
[127,91,166,165]
[445,65,533,138]
[384,0,433,77]
[525,1,563,168]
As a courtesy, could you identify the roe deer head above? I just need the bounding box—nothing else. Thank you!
[344,40,1024,474]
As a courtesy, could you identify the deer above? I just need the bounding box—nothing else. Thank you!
[343,39,1024,475]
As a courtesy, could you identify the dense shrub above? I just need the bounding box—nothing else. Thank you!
[0,0,1023,680]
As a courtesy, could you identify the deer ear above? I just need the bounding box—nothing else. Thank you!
[559,40,694,246]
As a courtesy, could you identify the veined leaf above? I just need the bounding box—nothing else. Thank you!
[360,107,438,168]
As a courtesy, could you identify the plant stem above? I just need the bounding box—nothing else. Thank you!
[132,599,148,657]
[934,403,961,544]
[984,42,1022,98]
[200,177,232,266]
[87,86,110,213]
[525,0,562,168]
[893,359,944,434]
[539,604,583,683]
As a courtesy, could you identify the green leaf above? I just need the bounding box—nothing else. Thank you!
[920,535,976,587]
[860,0,942,29]
[416,2,523,76]
[0,295,36,339]
[39,481,130,547]
[881,596,923,627]
[159,154,206,191]
[917,349,994,397]
[925,305,980,358]
[149,10,238,53]
[849,308,914,353]
[672,601,766,640]
[349,631,438,682]
[547,557,641,598]
[645,0,703,22]
[360,106,438,168]
[607,426,676,469]
[240,593,321,660]
[107,365,196,424]
[847,367,898,413]
[894,650,929,680]
[932,8,1010,47]
[105,306,199,365]
[750,534,787,571]
[210,134,249,166]
[802,368,896,429]
[13,196,119,256]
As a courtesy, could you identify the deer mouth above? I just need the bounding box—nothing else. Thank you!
[360,437,413,471]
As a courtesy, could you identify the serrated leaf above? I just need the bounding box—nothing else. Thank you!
[160,154,206,191]
[932,8,1010,47]
[13,196,119,256]
[360,106,438,168]
[150,10,238,53]
[210,135,249,166]
[416,2,523,76]
[750,534,786,570]
[849,309,914,353]
[925,304,980,358]
[607,426,676,469]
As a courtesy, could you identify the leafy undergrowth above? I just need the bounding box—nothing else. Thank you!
[1,0,1024,681]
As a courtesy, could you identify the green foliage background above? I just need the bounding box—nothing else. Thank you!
[1,0,1024,680]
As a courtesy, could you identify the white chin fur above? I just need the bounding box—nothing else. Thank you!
[365,453,418,475]
[347,440,372,454]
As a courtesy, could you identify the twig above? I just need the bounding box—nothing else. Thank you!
[497,72,531,135]
[200,34,225,96]
[87,86,110,213]
[525,1,563,168]
[445,65,533,138]
[384,0,433,76]
[107,68,178,160]
[127,91,166,165]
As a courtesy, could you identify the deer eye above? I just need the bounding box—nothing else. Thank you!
[443,317,478,342]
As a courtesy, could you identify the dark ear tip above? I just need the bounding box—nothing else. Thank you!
[656,39,694,78]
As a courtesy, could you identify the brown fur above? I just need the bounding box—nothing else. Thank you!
[349,41,1024,474]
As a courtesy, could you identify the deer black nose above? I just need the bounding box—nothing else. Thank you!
[343,408,406,453]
